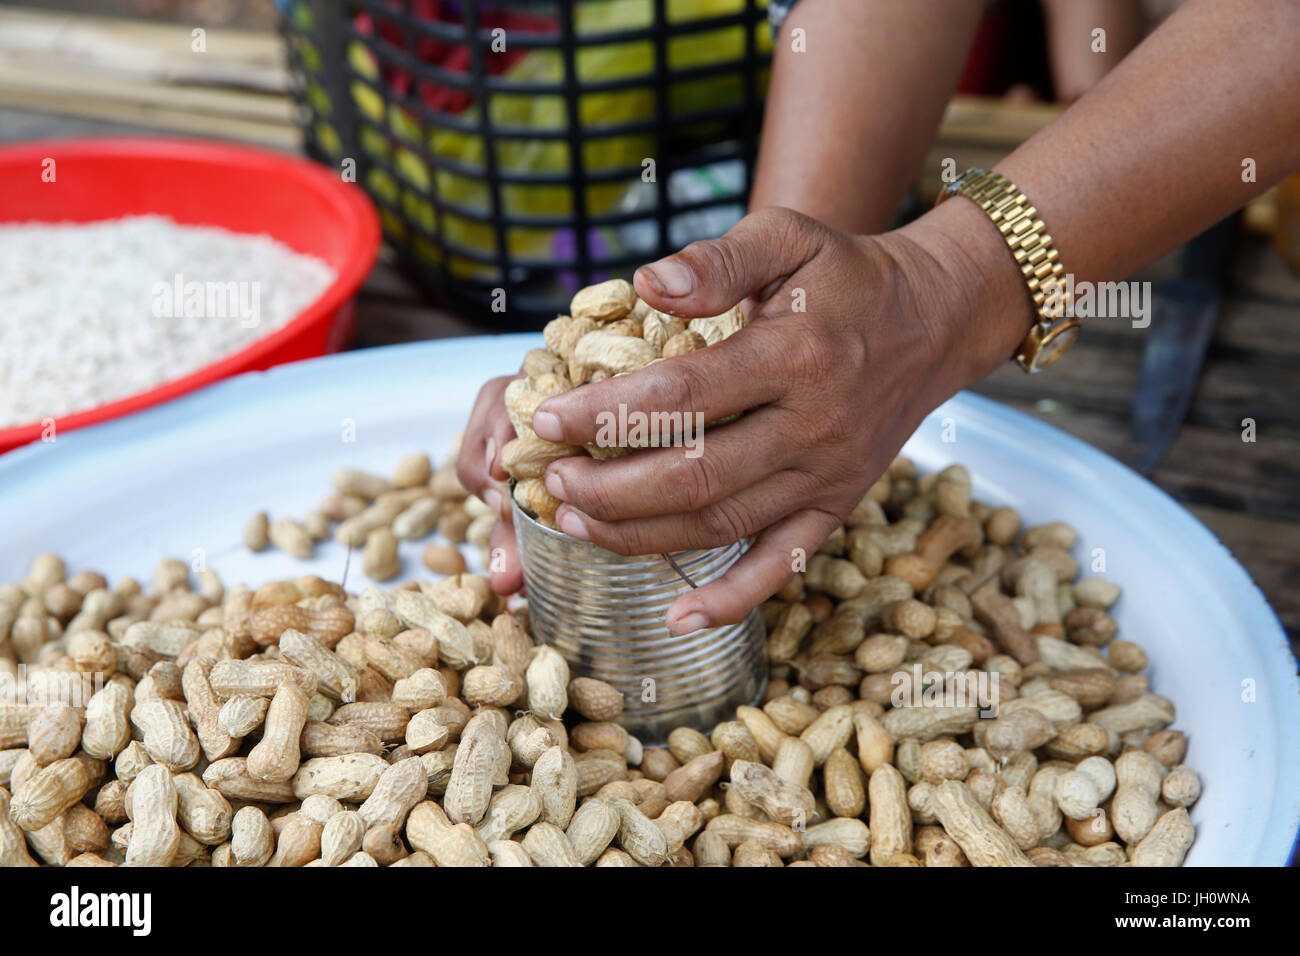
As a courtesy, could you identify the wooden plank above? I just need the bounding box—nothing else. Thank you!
[3,1,276,30]
[1212,297,1300,361]
[1190,361,1300,436]
[0,8,294,146]
[0,8,287,91]
[1185,504,1300,649]
[0,104,164,142]
[982,396,1300,523]
[1233,234,1300,305]
[0,63,293,124]
[938,95,1063,147]
[976,332,1300,438]
[0,89,298,148]
[1147,426,1300,522]
[984,291,1300,361]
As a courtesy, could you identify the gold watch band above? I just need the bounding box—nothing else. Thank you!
[935,168,1079,373]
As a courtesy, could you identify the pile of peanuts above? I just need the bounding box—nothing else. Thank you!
[0,450,1200,867]
[502,278,745,527]
[242,448,492,582]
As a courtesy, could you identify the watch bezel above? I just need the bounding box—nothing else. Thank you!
[1016,317,1082,373]
[935,167,988,206]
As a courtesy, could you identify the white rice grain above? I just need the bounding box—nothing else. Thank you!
[0,215,337,429]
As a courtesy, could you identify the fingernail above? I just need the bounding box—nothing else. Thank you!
[669,612,710,635]
[640,260,694,297]
[484,436,498,474]
[483,487,502,515]
[532,410,562,442]
[544,468,566,501]
[557,506,590,540]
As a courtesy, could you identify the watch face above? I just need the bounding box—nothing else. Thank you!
[1033,321,1081,371]
[934,168,987,207]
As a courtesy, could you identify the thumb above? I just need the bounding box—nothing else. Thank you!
[633,207,824,318]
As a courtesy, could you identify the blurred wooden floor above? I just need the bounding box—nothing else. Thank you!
[3,98,1298,657]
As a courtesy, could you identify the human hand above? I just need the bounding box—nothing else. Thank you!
[455,373,524,596]
[528,204,1026,633]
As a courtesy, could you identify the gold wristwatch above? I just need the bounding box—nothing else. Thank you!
[934,168,1079,373]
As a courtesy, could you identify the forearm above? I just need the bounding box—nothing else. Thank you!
[750,0,985,234]
[1002,0,1298,279]
[902,0,1300,384]
[1039,0,1145,102]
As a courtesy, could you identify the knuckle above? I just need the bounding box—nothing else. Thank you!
[682,237,748,294]
[813,402,857,447]
[757,205,801,235]
[646,358,712,416]
[755,206,818,251]
[697,500,750,547]
[789,328,840,383]
[708,237,750,284]
[591,518,649,557]
[673,363,712,412]
[663,452,725,512]
[563,464,620,522]
[759,327,830,397]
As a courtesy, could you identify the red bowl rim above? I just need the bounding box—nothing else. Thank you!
[0,136,381,452]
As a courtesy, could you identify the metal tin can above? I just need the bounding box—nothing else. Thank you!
[512,499,766,746]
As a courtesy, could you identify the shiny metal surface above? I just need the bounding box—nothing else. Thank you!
[512,499,766,745]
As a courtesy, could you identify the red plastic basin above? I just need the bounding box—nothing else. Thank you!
[0,137,381,454]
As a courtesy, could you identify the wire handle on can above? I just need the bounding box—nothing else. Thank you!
[661,552,698,589]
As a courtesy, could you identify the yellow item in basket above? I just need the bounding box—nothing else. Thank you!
[347,0,771,278]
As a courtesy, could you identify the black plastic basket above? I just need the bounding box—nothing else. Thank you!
[278,0,773,325]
